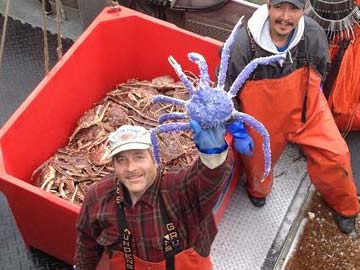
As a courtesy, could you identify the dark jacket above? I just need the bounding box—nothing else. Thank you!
[224,16,330,96]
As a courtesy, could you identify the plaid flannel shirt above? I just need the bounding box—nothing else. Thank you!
[75,150,233,270]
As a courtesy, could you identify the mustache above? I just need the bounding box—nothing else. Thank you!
[115,172,142,180]
[124,172,142,178]
[274,19,294,27]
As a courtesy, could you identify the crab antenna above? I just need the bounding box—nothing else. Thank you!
[228,54,285,98]
[188,53,210,87]
[168,56,195,95]
[217,16,244,90]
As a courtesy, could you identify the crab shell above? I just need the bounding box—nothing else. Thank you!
[186,85,234,128]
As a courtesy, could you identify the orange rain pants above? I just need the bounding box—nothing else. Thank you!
[96,248,212,270]
[239,67,360,217]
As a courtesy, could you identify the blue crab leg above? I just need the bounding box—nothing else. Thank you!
[168,56,195,95]
[217,16,244,90]
[228,54,285,98]
[153,94,186,107]
[158,112,187,124]
[232,111,271,180]
[150,122,191,167]
[150,129,162,167]
[188,53,210,87]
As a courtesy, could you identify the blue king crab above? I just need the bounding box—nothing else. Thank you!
[150,17,285,179]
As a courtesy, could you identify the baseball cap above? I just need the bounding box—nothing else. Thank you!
[108,125,152,158]
[270,0,306,9]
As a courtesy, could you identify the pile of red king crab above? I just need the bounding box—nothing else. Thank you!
[32,76,200,205]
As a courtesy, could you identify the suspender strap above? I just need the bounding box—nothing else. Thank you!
[159,195,181,270]
[322,39,350,99]
[301,67,310,123]
[296,34,307,68]
[117,203,135,270]
[246,26,256,57]
[246,26,258,80]
[297,34,309,123]
[115,186,181,270]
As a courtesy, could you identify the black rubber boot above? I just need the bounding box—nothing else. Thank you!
[248,193,266,208]
[332,211,356,234]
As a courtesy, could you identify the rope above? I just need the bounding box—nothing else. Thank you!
[41,0,50,74]
[55,0,63,59]
[0,0,11,80]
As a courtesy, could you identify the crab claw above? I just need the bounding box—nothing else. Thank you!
[168,56,195,94]
[188,52,210,87]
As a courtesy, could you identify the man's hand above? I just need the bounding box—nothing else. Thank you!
[226,120,254,156]
[190,120,227,154]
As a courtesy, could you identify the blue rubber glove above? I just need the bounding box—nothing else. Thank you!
[226,120,254,156]
[190,120,227,154]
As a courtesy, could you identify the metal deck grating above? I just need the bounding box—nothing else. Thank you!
[0,14,73,127]
[212,144,310,269]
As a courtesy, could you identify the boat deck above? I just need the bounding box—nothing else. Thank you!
[0,1,359,269]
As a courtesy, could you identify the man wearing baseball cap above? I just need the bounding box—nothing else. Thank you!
[223,0,359,234]
[74,122,233,270]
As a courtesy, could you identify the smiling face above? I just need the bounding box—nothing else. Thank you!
[113,149,157,205]
[267,1,304,46]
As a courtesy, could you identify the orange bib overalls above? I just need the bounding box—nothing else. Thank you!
[96,195,212,270]
[240,67,359,217]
